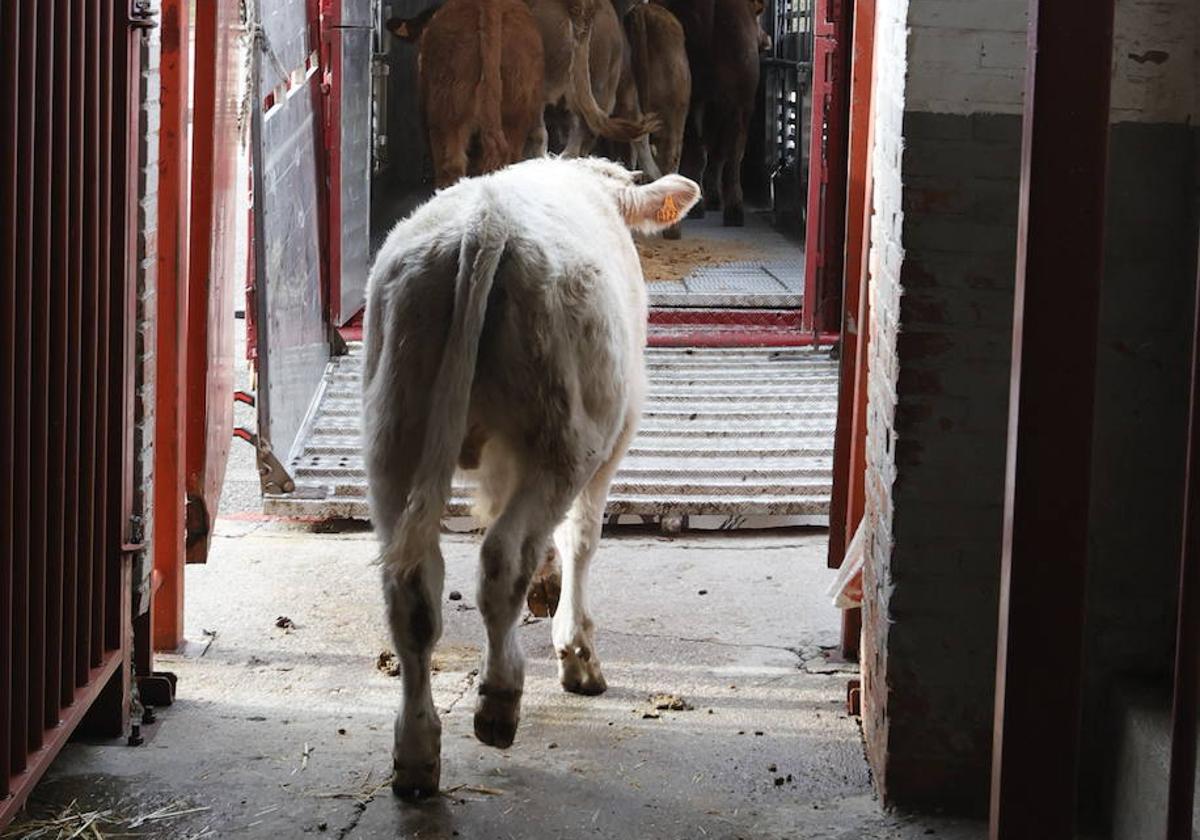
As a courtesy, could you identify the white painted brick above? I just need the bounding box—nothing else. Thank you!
[1110,0,1198,122]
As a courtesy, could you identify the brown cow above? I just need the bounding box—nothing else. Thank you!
[526,0,658,155]
[665,0,768,226]
[387,0,544,187]
[623,2,690,236]
[392,0,655,167]
[543,0,660,169]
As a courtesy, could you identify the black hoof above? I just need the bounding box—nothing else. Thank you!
[662,224,682,240]
[723,205,745,227]
[473,686,522,749]
[392,756,441,800]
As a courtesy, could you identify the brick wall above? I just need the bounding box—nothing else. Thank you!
[860,0,1026,815]
[858,0,907,801]
[133,6,162,617]
[859,0,1198,822]
[1081,0,1199,821]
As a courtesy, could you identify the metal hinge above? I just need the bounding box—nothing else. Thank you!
[129,0,159,30]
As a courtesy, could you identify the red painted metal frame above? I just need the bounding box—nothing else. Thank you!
[153,0,192,651]
[320,0,345,325]
[186,0,241,566]
[648,309,837,348]
[825,0,875,661]
[1,0,141,827]
[1166,238,1200,840]
[989,0,1116,835]
[802,0,851,337]
[827,0,875,568]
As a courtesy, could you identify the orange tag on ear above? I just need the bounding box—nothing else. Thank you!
[655,194,679,224]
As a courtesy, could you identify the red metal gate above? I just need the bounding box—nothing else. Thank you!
[1,0,146,826]
[803,0,851,335]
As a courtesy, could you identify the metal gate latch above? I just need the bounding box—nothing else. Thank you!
[129,0,159,29]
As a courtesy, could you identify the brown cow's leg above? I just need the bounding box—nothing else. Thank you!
[429,122,471,188]
[680,105,708,218]
[660,118,686,238]
[720,107,750,227]
[701,105,725,210]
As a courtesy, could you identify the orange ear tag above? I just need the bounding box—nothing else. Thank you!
[655,194,679,224]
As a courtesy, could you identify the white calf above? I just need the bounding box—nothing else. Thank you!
[362,157,700,798]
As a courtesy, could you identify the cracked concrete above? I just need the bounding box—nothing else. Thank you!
[14,517,986,839]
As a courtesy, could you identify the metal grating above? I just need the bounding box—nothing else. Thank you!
[645,212,806,309]
[648,259,805,308]
[1,0,140,827]
[264,344,838,526]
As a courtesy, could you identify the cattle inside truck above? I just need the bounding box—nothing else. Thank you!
[247,0,845,530]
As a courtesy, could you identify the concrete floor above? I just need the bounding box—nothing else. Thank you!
[12,211,988,840]
[16,513,985,839]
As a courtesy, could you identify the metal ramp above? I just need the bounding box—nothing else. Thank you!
[263,344,838,527]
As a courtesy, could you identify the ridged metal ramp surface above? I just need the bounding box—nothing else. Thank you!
[263,343,838,527]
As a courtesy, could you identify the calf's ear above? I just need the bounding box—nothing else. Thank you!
[620,174,702,234]
[386,16,418,41]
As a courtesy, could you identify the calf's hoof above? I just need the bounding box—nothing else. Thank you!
[392,748,441,800]
[558,646,608,696]
[662,223,683,241]
[474,685,522,748]
[723,205,745,227]
[526,549,562,618]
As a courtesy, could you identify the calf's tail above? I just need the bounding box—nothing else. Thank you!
[566,9,660,143]
[384,200,508,576]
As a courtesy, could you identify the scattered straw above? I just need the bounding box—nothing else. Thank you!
[3,798,208,840]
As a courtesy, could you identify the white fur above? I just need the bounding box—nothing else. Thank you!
[362,157,699,798]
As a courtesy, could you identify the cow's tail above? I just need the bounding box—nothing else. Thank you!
[566,9,661,143]
[384,200,508,576]
[476,0,508,170]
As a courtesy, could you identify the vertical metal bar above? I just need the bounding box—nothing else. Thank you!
[101,0,123,654]
[1166,240,1200,840]
[0,0,20,799]
[989,0,1116,835]
[153,0,192,652]
[89,0,110,670]
[76,0,100,683]
[827,0,875,569]
[28,0,56,750]
[116,0,142,560]
[10,0,37,775]
[45,0,70,730]
[802,0,851,336]
[65,0,86,696]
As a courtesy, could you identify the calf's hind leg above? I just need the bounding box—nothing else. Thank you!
[382,552,445,799]
[552,418,636,695]
[474,478,570,748]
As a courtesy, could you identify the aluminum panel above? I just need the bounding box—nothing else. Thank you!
[265,345,839,525]
[337,26,372,323]
[252,0,331,469]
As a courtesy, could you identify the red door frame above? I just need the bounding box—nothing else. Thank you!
[186,0,241,566]
[319,0,345,325]
[803,0,852,337]
[152,0,192,652]
[1167,235,1200,840]
[825,0,874,659]
[989,0,1115,833]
